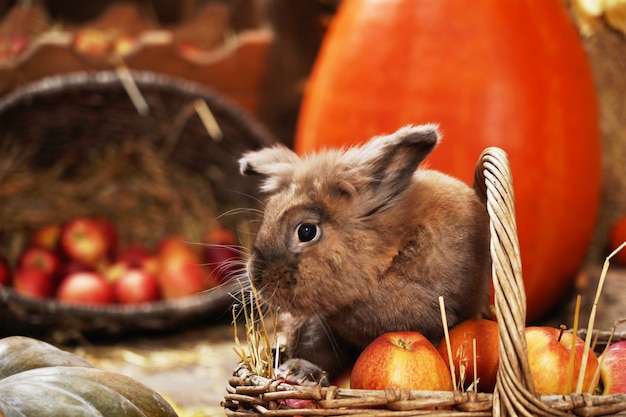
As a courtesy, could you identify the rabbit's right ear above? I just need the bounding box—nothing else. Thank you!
[239,144,300,193]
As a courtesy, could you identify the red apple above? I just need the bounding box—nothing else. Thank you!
[281,398,314,410]
[18,246,62,281]
[156,236,219,299]
[29,223,62,250]
[117,245,151,266]
[13,268,54,299]
[203,227,242,284]
[350,331,453,391]
[60,217,117,268]
[95,217,118,253]
[0,256,11,286]
[57,271,114,305]
[157,236,199,264]
[525,326,599,394]
[116,245,158,276]
[437,318,499,392]
[102,260,130,282]
[599,340,626,394]
[157,262,212,300]
[278,381,316,409]
[104,246,158,284]
[112,268,160,304]
[58,260,93,280]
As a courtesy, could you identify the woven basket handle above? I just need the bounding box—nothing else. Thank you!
[473,148,565,416]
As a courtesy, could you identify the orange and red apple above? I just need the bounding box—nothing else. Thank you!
[29,223,61,251]
[60,217,117,268]
[156,236,216,299]
[57,271,114,305]
[599,340,626,395]
[437,318,499,392]
[18,246,62,283]
[157,261,212,299]
[350,331,453,391]
[202,226,241,284]
[13,268,54,299]
[116,245,158,275]
[112,268,160,305]
[525,326,599,394]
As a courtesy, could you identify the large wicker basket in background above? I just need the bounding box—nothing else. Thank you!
[0,70,275,338]
[223,148,626,416]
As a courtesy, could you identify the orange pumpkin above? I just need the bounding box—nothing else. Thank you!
[294,0,601,322]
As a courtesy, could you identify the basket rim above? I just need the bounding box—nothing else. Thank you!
[0,278,242,317]
[0,69,276,147]
[224,358,626,416]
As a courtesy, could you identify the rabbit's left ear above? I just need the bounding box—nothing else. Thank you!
[239,144,301,193]
[346,124,440,192]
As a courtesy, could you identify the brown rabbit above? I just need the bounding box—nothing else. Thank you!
[239,124,491,382]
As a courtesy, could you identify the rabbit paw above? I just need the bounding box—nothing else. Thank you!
[276,358,329,387]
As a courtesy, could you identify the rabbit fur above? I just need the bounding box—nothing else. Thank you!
[239,124,491,380]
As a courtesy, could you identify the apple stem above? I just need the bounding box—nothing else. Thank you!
[395,338,408,350]
[439,296,457,390]
[557,324,566,343]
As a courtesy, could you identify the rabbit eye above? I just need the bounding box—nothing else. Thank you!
[297,223,318,243]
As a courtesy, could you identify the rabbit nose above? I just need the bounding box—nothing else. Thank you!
[248,247,297,288]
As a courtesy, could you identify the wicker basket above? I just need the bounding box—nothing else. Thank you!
[223,148,626,416]
[0,69,275,338]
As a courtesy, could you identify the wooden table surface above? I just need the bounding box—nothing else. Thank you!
[68,321,244,417]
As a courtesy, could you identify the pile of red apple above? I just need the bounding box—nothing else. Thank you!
[0,216,242,306]
[344,319,626,396]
